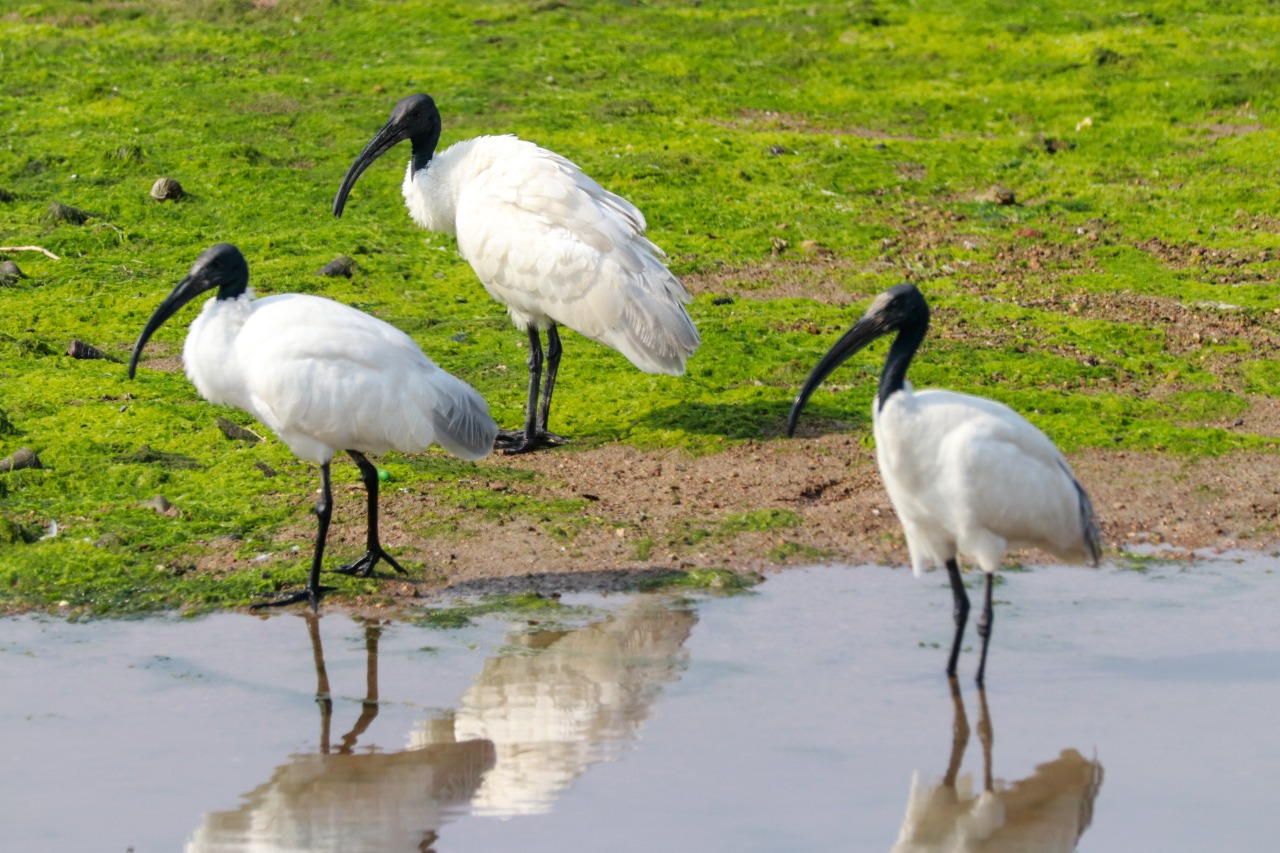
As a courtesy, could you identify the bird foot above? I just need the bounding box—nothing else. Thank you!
[249,585,336,612]
[494,429,567,455]
[334,546,406,578]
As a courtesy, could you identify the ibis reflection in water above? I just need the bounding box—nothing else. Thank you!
[787,283,1102,684]
[129,244,497,609]
[332,94,700,455]
[891,683,1104,852]
[186,598,696,850]
[185,616,494,853]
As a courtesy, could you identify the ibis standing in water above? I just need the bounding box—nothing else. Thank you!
[332,94,700,454]
[129,243,497,609]
[786,283,1102,684]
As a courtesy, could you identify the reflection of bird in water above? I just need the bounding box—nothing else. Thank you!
[185,616,495,853]
[891,683,1104,853]
[187,598,697,849]
[412,597,697,816]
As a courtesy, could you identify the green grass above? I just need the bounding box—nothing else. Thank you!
[2,0,1279,612]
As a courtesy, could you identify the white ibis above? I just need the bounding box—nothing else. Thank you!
[786,283,1102,684]
[332,93,700,454]
[129,243,498,609]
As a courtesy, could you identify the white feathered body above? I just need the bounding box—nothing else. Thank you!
[182,290,497,464]
[873,384,1099,576]
[402,135,700,375]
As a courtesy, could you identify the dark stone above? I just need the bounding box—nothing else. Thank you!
[216,417,263,443]
[0,447,42,472]
[67,339,114,361]
[46,202,91,224]
[317,255,358,277]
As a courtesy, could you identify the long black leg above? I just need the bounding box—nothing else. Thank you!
[975,571,996,687]
[495,324,566,454]
[537,323,562,434]
[334,450,406,578]
[495,324,543,454]
[252,461,335,611]
[519,323,543,446]
[944,558,970,679]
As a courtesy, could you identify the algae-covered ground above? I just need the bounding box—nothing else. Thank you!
[1,0,1278,615]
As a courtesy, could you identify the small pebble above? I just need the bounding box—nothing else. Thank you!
[0,447,42,472]
[216,417,263,443]
[150,176,185,201]
[978,184,1017,205]
[0,260,26,282]
[144,491,174,512]
[46,202,90,224]
[67,339,112,361]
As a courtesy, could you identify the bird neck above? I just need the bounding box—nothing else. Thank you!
[183,290,256,410]
[878,319,926,410]
[215,277,247,301]
[410,126,440,174]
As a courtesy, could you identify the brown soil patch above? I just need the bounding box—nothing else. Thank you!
[710,109,921,141]
[1191,122,1266,141]
[246,439,1280,616]
[171,212,1280,615]
[999,287,1280,357]
[137,356,183,374]
[1136,236,1273,275]
[684,256,879,303]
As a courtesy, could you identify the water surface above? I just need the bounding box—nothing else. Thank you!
[2,556,1278,850]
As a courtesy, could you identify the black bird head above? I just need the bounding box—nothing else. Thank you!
[785,282,930,436]
[332,93,443,218]
[128,243,249,379]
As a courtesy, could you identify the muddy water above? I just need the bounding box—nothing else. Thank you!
[2,556,1279,851]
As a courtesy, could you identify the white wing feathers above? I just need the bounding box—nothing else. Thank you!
[425,368,500,462]
[423,136,699,375]
[875,388,1097,575]
[189,293,496,464]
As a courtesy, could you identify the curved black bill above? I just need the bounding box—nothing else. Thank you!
[332,122,407,218]
[785,317,885,436]
[128,275,208,379]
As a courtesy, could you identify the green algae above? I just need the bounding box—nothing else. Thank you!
[412,591,583,630]
[1,0,1278,612]
[633,568,758,594]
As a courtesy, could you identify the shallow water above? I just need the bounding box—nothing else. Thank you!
[3,556,1279,851]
